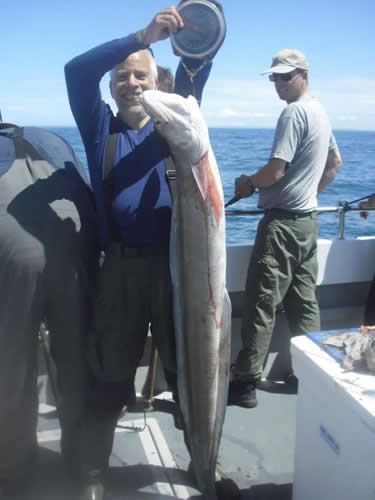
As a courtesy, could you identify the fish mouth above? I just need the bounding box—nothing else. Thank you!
[140,94,169,126]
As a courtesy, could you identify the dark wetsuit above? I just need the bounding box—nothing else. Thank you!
[0,125,98,482]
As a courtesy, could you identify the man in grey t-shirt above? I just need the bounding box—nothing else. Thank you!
[229,49,342,408]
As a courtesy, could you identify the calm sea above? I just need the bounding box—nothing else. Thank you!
[47,127,375,245]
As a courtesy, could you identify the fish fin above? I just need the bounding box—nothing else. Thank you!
[192,152,209,201]
[222,288,232,331]
[192,149,224,226]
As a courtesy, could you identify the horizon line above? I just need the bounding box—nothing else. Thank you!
[23,124,375,133]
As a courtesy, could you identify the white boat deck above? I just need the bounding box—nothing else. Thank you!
[29,315,297,499]
[32,386,296,499]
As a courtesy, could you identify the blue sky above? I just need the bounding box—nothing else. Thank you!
[1,0,374,130]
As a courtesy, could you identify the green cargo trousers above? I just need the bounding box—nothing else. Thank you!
[234,209,320,381]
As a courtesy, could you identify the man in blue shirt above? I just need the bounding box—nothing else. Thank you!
[65,4,218,499]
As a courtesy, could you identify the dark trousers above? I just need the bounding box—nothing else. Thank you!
[0,163,98,481]
[81,243,178,476]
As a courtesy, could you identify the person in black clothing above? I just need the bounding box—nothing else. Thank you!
[0,124,98,494]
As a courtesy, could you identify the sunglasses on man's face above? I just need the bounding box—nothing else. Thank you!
[269,72,298,82]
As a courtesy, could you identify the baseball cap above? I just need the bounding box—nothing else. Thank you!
[262,49,309,74]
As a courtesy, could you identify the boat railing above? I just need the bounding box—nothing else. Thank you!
[225,203,375,240]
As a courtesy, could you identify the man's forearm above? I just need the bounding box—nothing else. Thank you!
[318,151,342,194]
[235,158,287,198]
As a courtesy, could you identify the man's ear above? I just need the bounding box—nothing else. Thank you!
[155,79,159,90]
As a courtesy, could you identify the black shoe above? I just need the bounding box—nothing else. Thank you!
[228,379,258,408]
[284,373,298,392]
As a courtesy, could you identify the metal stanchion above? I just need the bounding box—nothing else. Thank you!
[143,342,159,412]
[38,322,60,412]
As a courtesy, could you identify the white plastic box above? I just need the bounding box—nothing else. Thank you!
[291,334,375,500]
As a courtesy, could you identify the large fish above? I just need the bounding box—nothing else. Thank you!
[140,90,232,498]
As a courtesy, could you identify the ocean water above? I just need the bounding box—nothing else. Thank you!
[48,127,375,245]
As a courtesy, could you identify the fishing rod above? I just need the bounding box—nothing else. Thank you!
[224,194,241,208]
[344,192,375,207]
[224,186,259,208]
[225,192,375,211]
[224,173,259,208]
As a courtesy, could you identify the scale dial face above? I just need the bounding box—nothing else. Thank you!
[171,0,226,59]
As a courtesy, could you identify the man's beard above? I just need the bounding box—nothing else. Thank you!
[120,90,148,121]
[122,103,148,123]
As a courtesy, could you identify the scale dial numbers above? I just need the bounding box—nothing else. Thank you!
[171,1,226,59]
